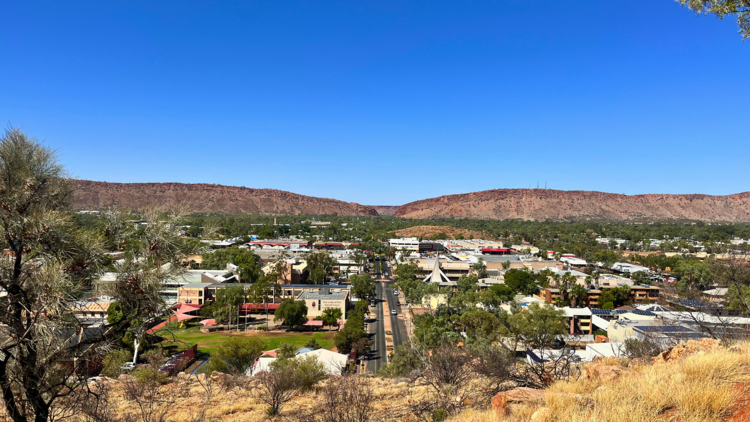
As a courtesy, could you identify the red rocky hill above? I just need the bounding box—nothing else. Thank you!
[394,189,750,222]
[70,180,379,216]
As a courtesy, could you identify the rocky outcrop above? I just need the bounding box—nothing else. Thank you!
[394,189,750,222]
[70,180,379,216]
[369,205,400,216]
[393,225,491,240]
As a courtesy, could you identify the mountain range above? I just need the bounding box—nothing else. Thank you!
[70,180,750,222]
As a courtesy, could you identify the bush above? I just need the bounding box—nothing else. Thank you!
[206,336,265,375]
[305,338,322,350]
[257,324,268,331]
[624,337,664,359]
[101,349,132,378]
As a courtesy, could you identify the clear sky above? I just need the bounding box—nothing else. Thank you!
[1,1,748,205]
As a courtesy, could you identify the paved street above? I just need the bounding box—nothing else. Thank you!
[366,259,409,374]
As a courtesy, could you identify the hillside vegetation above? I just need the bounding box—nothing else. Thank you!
[395,189,750,222]
[36,339,750,422]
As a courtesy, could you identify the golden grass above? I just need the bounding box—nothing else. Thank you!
[454,342,750,422]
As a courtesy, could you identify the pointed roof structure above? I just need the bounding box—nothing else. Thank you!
[423,254,451,284]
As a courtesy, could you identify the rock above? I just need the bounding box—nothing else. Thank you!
[492,388,547,414]
[531,407,552,422]
[582,364,634,383]
[652,339,721,364]
[197,373,207,383]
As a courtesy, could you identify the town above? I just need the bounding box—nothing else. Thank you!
[3,0,750,420]
[61,209,750,420]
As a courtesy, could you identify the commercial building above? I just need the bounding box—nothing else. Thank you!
[389,237,420,251]
[297,288,350,319]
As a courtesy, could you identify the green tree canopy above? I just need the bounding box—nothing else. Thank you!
[508,303,567,349]
[274,299,308,327]
[201,246,263,283]
[350,273,376,301]
[504,269,539,295]
[679,0,750,39]
[306,250,337,284]
[206,336,266,375]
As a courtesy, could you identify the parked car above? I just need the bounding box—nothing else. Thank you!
[120,362,135,372]
[391,310,397,315]
[86,376,104,384]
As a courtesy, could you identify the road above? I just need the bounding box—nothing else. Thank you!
[366,259,409,374]
[366,281,388,374]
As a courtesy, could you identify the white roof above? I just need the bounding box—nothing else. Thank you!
[560,257,587,266]
[702,288,728,296]
[246,349,348,377]
[591,315,610,330]
[561,307,592,317]
[586,342,626,359]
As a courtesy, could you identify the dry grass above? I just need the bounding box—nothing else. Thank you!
[453,342,750,422]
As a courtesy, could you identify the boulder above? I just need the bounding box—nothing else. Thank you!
[652,339,721,364]
[492,388,546,414]
[581,364,634,383]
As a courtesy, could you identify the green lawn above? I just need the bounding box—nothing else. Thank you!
[154,322,336,354]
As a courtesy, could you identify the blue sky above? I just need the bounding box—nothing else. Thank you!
[1,1,748,205]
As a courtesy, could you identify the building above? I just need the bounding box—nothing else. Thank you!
[419,241,445,253]
[414,257,471,281]
[611,262,651,274]
[261,257,309,284]
[389,237,421,251]
[540,285,659,307]
[297,288,349,319]
[247,347,348,376]
[561,307,593,335]
[176,283,214,305]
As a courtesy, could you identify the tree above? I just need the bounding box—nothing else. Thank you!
[507,303,568,349]
[570,284,589,307]
[350,273,376,301]
[213,284,247,328]
[307,250,337,284]
[200,246,262,283]
[0,128,189,422]
[334,312,368,356]
[206,336,265,375]
[101,349,133,378]
[274,299,308,327]
[458,308,505,344]
[678,0,750,39]
[631,271,651,285]
[504,269,539,295]
[472,258,487,278]
[321,307,343,331]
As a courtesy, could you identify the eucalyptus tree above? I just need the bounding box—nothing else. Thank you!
[0,128,196,422]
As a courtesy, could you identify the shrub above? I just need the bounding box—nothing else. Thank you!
[101,349,132,378]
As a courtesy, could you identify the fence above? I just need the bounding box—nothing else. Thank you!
[160,344,198,376]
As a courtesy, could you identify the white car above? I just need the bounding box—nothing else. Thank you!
[120,362,135,371]
[391,310,397,315]
[86,376,104,384]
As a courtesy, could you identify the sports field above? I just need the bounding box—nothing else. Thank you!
[154,322,336,354]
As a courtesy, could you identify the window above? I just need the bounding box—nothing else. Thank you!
[199,291,203,297]
[198,299,203,305]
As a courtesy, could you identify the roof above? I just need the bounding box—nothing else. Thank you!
[703,287,728,296]
[298,290,349,301]
[424,254,452,284]
[561,307,592,317]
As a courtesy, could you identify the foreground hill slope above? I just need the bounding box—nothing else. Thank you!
[395,189,750,222]
[70,180,379,216]
[31,339,750,422]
